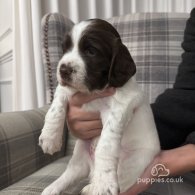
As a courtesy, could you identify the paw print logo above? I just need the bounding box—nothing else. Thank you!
[151,164,170,177]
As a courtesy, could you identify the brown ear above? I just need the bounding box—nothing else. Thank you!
[108,41,136,87]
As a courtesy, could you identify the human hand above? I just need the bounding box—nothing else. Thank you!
[120,144,195,195]
[66,88,116,139]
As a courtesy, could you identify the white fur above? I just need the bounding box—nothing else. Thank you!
[39,20,160,195]
[57,21,91,92]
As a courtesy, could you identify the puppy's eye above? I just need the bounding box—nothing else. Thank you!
[85,47,97,56]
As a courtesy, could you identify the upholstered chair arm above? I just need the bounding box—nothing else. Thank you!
[0,106,67,190]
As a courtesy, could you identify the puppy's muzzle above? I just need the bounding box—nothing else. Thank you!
[59,63,74,82]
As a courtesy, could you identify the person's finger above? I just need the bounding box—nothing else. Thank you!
[67,108,101,121]
[70,128,102,140]
[71,120,102,132]
[70,87,115,107]
[80,129,102,140]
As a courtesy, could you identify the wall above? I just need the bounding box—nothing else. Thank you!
[0,0,13,112]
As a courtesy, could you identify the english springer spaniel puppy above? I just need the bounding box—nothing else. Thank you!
[39,19,160,195]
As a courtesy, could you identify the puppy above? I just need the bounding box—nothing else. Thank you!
[39,19,160,195]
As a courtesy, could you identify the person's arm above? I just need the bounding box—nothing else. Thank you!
[120,144,195,195]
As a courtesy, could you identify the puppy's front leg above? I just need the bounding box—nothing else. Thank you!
[41,140,90,195]
[39,85,74,155]
[82,89,143,195]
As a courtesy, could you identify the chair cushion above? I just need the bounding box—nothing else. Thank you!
[1,155,195,195]
[0,156,88,195]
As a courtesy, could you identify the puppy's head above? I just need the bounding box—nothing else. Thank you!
[57,19,136,92]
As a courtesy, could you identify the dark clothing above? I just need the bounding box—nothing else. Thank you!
[151,8,195,149]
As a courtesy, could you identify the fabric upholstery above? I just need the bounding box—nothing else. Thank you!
[1,155,195,195]
[0,156,88,195]
[108,13,189,103]
[41,13,74,103]
[0,106,66,190]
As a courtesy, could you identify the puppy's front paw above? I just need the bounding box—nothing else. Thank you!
[41,184,61,195]
[81,183,119,195]
[39,130,62,155]
[81,172,119,195]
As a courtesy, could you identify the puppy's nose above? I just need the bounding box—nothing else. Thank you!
[59,64,73,78]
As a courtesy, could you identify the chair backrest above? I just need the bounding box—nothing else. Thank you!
[108,13,189,103]
[41,12,189,155]
[41,12,188,104]
[41,13,74,103]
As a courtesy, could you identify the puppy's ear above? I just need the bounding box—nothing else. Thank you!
[108,40,136,87]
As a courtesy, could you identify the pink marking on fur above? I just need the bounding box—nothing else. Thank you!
[85,140,95,160]
[120,145,137,160]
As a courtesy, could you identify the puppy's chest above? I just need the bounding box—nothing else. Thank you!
[81,96,112,122]
[81,96,112,159]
